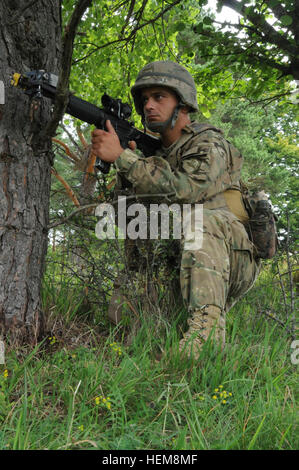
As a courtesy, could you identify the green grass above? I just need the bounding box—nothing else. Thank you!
[0,274,298,450]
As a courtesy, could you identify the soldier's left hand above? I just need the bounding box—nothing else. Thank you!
[91,120,124,162]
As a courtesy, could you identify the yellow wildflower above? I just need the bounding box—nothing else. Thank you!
[48,336,57,345]
[106,400,111,410]
[94,395,111,410]
[95,396,101,405]
[211,385,232,404]
[3,369,8,379]
[110,342,122,356]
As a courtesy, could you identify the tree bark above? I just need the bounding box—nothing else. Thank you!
[0,0,61,342]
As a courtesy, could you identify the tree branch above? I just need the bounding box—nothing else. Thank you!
[61,122,84,155]
[52,138,81,162]
[217,0,297,56]
[73,0,182,64]
[47,192,175,229]
[120,0,136,38]
[51,168,80,207]
[194,25,292,77]
[263,0,287,21]
[45,0,93,138]
[244,91,294,107]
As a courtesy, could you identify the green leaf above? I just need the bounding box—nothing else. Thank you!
[194,23,204,34]
[280,15,293,26]
[203,16,212,25]
[244,6,255,16]
[268,0,279,7]
[247,415,266,450]
[175,21,186,32]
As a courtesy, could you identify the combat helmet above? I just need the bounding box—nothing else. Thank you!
[131,60,199,118]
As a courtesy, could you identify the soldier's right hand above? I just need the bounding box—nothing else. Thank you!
[128,141,137,151]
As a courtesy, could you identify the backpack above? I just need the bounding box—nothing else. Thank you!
[241,186,279,259]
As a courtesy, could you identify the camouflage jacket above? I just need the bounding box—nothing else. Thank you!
[114,121,243,210]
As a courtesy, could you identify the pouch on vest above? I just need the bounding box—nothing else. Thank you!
[242,189,279,259]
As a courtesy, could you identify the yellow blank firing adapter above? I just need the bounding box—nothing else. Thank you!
[11,73,21,87]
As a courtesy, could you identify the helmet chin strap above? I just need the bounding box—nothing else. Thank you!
[143,103,183,134]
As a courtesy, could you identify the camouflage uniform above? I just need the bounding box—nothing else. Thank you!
[113,62,260,355]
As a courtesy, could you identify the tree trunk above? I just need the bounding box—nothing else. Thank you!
[0,0,61,342]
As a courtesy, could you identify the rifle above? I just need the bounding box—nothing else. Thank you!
[11,70,161,174]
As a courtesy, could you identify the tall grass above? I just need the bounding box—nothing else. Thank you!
[0,272,297,450]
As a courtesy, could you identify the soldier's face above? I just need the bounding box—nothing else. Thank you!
[141,87,178,124]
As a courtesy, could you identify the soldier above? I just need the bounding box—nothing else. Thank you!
[91,61,261,357]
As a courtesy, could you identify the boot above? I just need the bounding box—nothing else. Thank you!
[179,305,225,358]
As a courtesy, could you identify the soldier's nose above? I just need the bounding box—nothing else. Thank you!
[144,97,155,110]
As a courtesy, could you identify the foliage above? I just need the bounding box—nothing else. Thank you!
[208,99,299,236]
[185,0,299,113]
[52,0,298,220]
[0,268,298,450]
[68,1,187,115]
[2,2,298,450]
[264,131,299,233]
[63,0,299,118]
[48,0,298,338]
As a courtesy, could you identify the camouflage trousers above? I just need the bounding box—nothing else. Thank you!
[108,207,260,354]
[179,208,260,353]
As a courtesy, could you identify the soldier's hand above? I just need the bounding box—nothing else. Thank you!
[91,120,124,163]
[128,141,137,151]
